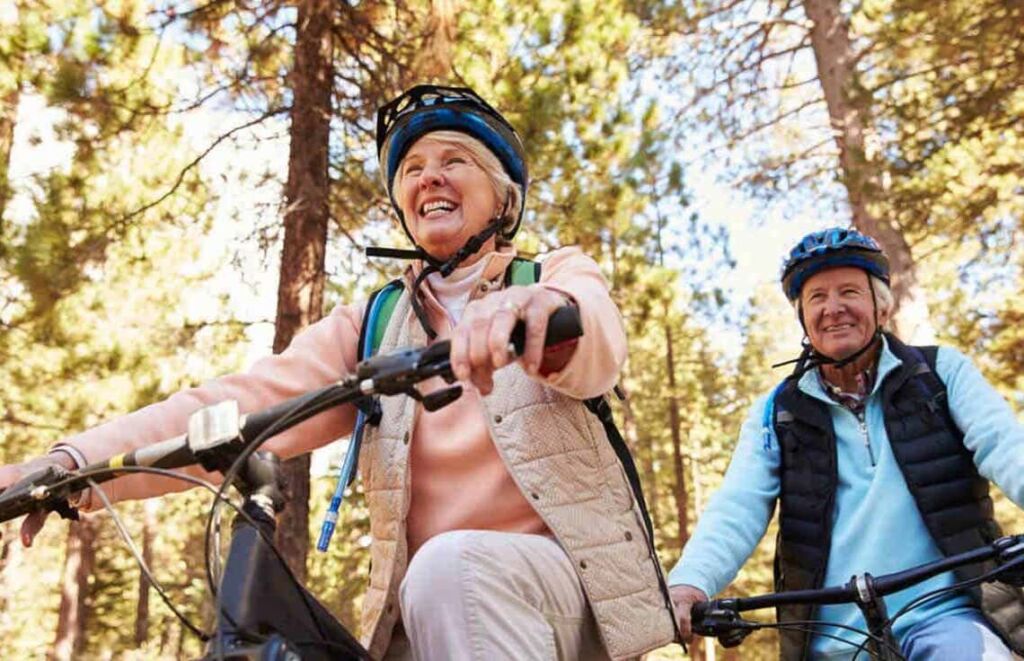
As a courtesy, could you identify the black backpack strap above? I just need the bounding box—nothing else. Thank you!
[583,395,683,642]
[905,344,963,440]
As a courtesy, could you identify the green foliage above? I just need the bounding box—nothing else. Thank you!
[4,1,1022,659]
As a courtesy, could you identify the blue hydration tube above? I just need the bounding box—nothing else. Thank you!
[761,382,785,452]
[316,294,388,552]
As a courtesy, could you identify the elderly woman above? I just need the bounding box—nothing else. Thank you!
[669,228,1024,660]
[0,85,676,660]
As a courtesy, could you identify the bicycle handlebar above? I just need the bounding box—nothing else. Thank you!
[0,304,584,524]
[691,532,1024,646]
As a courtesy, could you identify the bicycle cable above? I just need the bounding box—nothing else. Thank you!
[741,618,905,659]
[42,464,256,642]
[775,623,905,660]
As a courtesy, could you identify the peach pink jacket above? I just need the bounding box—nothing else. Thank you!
[62,246,676,660]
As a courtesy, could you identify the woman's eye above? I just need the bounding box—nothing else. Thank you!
[404,165,422,176]
[446,156,466,166]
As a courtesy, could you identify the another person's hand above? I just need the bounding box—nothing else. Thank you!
[670,584,709,643]
[449,285,575,395]
[0,453,77,547]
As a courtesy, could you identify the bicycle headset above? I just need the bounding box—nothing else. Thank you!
[371,84,530,339]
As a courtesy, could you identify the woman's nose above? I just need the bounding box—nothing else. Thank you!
[418,164,444,189]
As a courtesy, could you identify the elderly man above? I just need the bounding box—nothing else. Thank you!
[669,228,1024,659]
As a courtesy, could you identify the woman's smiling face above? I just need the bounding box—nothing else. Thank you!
[396,136,500,260]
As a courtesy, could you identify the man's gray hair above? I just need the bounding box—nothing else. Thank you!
[871,276,895,331]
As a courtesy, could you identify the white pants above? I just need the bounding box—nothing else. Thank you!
[383,530,609,661]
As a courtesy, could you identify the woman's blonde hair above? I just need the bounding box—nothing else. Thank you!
[383,130,523,238]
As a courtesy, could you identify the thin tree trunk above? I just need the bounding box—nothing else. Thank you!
[50,519,96,661]
[134,501,157,645]
[271,0,335,583]
[620,380,660,530]
[0,87,19,240]
[802,0,931,340]
[665,321,689,550]
[0,530,17,621]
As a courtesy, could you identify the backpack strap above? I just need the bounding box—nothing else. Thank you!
[903,344,962,439]
[359,279,405,362]
[343,279,404,487]
[504,257,541,287]
[317,279,405,552]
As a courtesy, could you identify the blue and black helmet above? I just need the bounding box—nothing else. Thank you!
[376,84,528,242]
[781,227,890,301]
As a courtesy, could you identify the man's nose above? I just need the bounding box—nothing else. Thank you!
[822,292,845,315]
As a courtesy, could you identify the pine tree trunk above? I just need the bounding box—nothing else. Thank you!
[50,519,96,661]
[271,0,335,582]
[134,501,156,645]
[620,380,660,530]
[0,87,18,237]
[0,531,16,618]
[664,322,689,550]
[802,0,932,341]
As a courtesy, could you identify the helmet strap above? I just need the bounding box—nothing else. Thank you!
[367,217,505,341]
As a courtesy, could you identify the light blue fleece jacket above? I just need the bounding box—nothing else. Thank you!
[668,338,1024,658]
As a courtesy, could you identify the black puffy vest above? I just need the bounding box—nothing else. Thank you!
[773,334,1024,660]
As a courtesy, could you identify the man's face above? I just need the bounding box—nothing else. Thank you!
[800,267,887,360]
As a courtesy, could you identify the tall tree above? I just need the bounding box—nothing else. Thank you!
[50,519,95,661]
[271,0,335,580]
[801,0,926,335]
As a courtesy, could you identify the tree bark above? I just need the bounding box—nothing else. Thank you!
[620,380,660,530]
[51,519,96,661]
[134,501,157,645]
[271,0,334,582]
[802,0,932,341]
[0,87,19,240]
[664,321,689,550]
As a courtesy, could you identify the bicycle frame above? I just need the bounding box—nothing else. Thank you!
[203,452,369,661]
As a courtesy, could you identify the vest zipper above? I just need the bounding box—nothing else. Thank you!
[856,411,875,466]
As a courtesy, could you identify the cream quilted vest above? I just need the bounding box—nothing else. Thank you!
[356,291,676,660]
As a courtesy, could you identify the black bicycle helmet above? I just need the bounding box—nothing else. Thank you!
[376,84,528,244]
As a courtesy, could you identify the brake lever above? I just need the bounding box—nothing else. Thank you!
[0,464,78,523]
[691,601,754,648]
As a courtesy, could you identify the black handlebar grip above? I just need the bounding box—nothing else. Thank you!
[690,601,710,628]
[509,304,583,356]
[0,465,69,523]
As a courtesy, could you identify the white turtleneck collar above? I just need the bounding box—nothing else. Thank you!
[425,256,490,324]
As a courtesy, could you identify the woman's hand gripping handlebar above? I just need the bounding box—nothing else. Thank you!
[0,304,584,541]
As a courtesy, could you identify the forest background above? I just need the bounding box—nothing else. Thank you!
[0,0,1022,659]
